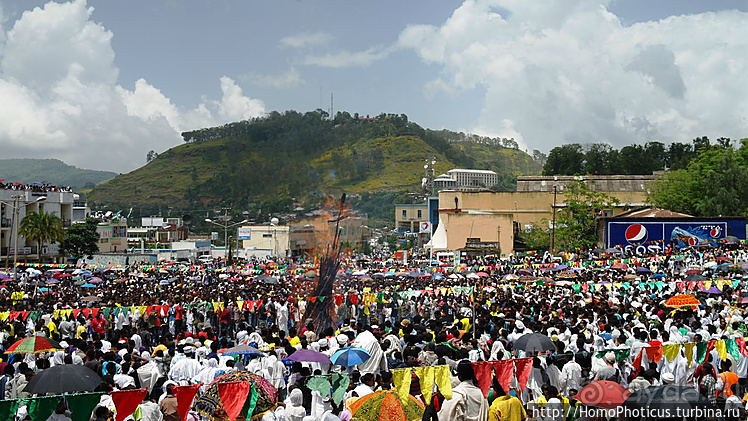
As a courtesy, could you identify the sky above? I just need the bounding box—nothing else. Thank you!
[0,0,747,173]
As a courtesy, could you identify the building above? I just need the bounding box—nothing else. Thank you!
[1,189,75,261]
[434,176,652,256]
[394,204,429,232]
[516,174,659,192]
[239,225,291,257]
[434,169,499,191]
[127,217,189,246]
[95,216,128,253]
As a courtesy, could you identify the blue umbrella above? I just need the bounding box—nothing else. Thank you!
[81,283,97,288]
[652,273,666,279]
[330,347,371,367]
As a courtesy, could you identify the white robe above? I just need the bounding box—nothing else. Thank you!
[438,380,490,421]
[351,331,387,374]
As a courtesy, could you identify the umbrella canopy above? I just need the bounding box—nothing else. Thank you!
[513,333,556,353]
[635,266,651,274]
[220,344,264,357]
[577,380,631,409]
[330,347,371,367]
[684,273,706,283]
[255,274,279,285]
[664,294,701,308]
[195,371,277,421]
[624,385,712,412]
[6,336,64,354]
[350,390,425,421]
[24,364,103,394]
[81,283,97,288]
[81,295,101,302]
[287,349,331,364]
[610,263,628,270]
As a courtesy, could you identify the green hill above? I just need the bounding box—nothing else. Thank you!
[87,110,542,216]
[0,158,116,189]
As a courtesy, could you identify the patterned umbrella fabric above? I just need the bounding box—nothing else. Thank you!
[350,390,425,421]
[195,371,277,421]
[577,380,631,409]
[664,294,701,308]
[5,336,64,354]
[287,349,331,364]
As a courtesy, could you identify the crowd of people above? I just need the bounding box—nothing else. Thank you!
[1,241,748,421]
[0,181,72,193]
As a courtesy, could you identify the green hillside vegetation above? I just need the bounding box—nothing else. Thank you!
[88,110,543,220]
[0,159,116,190]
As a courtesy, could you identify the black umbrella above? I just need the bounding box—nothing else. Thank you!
[684,273,706,283]
[24,364,104,395]
[255,274,279,285]
[623,385,712,417]
[513,333,556,353]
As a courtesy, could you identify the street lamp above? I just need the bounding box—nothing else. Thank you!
[1,195,46,281]
[205,217,248,249]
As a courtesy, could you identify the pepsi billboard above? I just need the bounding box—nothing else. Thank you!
[606,217,746,252]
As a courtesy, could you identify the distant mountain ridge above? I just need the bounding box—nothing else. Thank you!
[0,158,116,190]
[87,110,543,209]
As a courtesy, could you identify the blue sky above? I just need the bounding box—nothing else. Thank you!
[1,0,747,172]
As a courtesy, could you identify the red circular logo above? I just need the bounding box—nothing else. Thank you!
[710,227,721,238]
[688,237,698,246]
[625,224,647,243]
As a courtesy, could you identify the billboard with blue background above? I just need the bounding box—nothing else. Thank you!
[605,217,746,252]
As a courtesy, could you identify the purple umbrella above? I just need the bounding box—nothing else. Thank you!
[703,286,722,295]
[287,349,331,364]
[516,270,533,276]
[0,274,10,280]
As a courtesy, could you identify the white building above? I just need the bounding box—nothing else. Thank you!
[239,225,291,257]
[433,169,499,191]
[1,189,75,260]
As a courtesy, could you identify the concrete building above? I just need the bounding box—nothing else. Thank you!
[516,174,659,192]
[394,204,429,232]
[434,169,499,191]
[435,178,651,256]
[239,225,291,257]
[95,216,128,253]
[1,189,75,261]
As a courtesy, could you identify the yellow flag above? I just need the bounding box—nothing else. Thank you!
[391,368,412,401]
[685,343,695,367]
[434,365,452,400]
[715,340,727,361]
[662,344,681,362]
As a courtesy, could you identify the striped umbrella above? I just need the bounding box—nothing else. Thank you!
[350,390,424,421]
[5,336,64,354]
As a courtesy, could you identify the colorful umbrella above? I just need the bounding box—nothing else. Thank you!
[220,344,264,357]
[330,347,371,367]
[195,371,277,421]
[664,294,701,308]
[350,390,424,421]
[5,336,64,354]
[577,380,631,409]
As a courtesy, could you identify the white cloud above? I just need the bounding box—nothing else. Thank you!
[396,0,748,150]
[241,67,304,89]
[304,45,393,68]
[279,31,332,49]
[0,0,266,173]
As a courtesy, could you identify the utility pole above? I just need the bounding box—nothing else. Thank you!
[550,185,558,253]
[423,156,436,197]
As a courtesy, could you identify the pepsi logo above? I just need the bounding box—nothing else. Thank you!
[710,227,721,238]
[688,237,698,246]
[625,224,648,243]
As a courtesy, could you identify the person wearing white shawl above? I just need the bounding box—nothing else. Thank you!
[382,332,402,358]
[559,355,582,395]
[351,330,387,375]
[285,388,306,421]
[137,353,161,390]
[51,350,65,366]
[168,350,202,383]
[261,355,287,399]
[192,358,220,391]
[489,340,509,361]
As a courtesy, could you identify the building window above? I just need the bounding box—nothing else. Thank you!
[417,210,422,218]
[263,234,272,238]
[402,210,407,218]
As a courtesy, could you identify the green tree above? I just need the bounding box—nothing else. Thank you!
[20,210,64,262]
[543,144,585,175]
[61,217,100,259]
[554,180,619,251]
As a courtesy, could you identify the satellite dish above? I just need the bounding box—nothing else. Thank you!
[182,214,192,225]
[270,217,279,225]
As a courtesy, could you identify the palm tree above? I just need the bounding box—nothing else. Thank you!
[19,211,64,263]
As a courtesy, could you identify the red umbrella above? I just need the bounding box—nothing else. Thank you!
[685,269,701,275]
[577,380,631,409]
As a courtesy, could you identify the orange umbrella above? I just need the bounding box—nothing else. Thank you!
[664,294,701,308]
[350,390,424,421]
